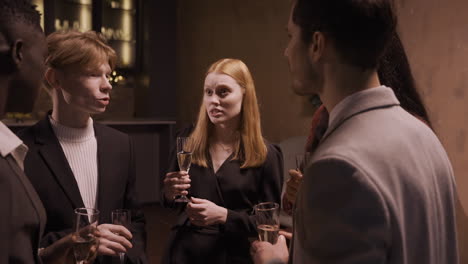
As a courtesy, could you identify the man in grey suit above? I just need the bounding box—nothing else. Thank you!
[0,0,48,262]
[0,0,81,263]
[252,0,459,263]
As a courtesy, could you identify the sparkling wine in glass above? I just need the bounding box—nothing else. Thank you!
[73,208,100,264]
[111,209,131,264]
[175,137,193,203]
[254,202,280,244]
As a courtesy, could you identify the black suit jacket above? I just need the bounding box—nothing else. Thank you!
[161,127,284,264]
[0,154,46,264]
[18,117,148,264]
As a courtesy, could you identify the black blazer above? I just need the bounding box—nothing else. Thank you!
[18,117,148,264]
[0,154,46,264]
[161,128,283,264]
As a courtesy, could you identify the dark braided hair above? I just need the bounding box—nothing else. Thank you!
[378,32,432,127]
[0,0,42,35]
[308,31,432,128]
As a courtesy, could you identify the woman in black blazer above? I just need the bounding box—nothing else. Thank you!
[161,58,283,264]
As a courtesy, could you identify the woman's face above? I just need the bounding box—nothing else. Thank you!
[56,62,112,114]
[203,72,244,126]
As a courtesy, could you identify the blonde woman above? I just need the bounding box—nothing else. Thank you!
[162,58,283,264]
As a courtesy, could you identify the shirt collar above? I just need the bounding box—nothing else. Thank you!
[0,121,23,157]
[324,86,400,140]
[0,121,29,170]
[49,116,95,142]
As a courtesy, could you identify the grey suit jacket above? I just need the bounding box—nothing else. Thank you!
[292,87,458,264]
[0,154,46,264]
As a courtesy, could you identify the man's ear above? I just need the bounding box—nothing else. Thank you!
[308,31,326,63]
[11,39,24,67]
[0,39,23,74]
[45,68,60,89]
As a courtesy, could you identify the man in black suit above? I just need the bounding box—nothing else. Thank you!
[18,30,148,264]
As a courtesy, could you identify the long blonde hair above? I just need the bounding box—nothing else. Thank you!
[190,58,267,168]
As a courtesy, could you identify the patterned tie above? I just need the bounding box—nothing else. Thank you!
[304,104,329,153]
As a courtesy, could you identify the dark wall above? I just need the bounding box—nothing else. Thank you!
[176,0,314,142]
[134,0,177,120]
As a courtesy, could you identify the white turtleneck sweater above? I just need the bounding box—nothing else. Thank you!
[49,116,98,210]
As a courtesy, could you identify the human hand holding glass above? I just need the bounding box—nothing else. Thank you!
[111,209,131,264]
[38,233,76,264]
[175,137,193,202]
[72,208,100,264]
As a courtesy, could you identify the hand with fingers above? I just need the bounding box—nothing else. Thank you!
[185,197,228,226]
[284,169,303,206]
[163,171,191,200]
[39,233,76,264]
[96,224,133,256]
[250,235,289,264]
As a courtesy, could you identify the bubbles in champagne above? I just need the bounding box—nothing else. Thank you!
[73,235,98,263]
[177,151,192,172]
[257,224,279,244]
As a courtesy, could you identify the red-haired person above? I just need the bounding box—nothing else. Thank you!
[162,58,283,264]
[18,30,148,264]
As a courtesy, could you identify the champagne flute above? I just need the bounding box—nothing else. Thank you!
[73,208,100,264]
[175,137,193,203]
[111,209,131,264]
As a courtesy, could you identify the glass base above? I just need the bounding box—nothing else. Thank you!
[174,195,190,203]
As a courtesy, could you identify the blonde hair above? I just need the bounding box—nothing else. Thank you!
[44,30,117,91]
[190,58,267,168]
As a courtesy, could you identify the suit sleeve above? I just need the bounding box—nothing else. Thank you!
[223,144,284,236]
[124,137,148,264]
[0,162,12,263]
[41,230,72,248]
[294,157,390,263]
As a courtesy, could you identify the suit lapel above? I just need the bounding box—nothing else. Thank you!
[35,118,85,209]
[207,154,228,207]
[6,155,47,243]
[95,124,114,215]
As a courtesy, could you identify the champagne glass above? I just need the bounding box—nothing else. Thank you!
[254,202,280,244]
[73,208,100,264]
[175,137,193,202]
[295,152,311,173]
[111,209,131,264]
